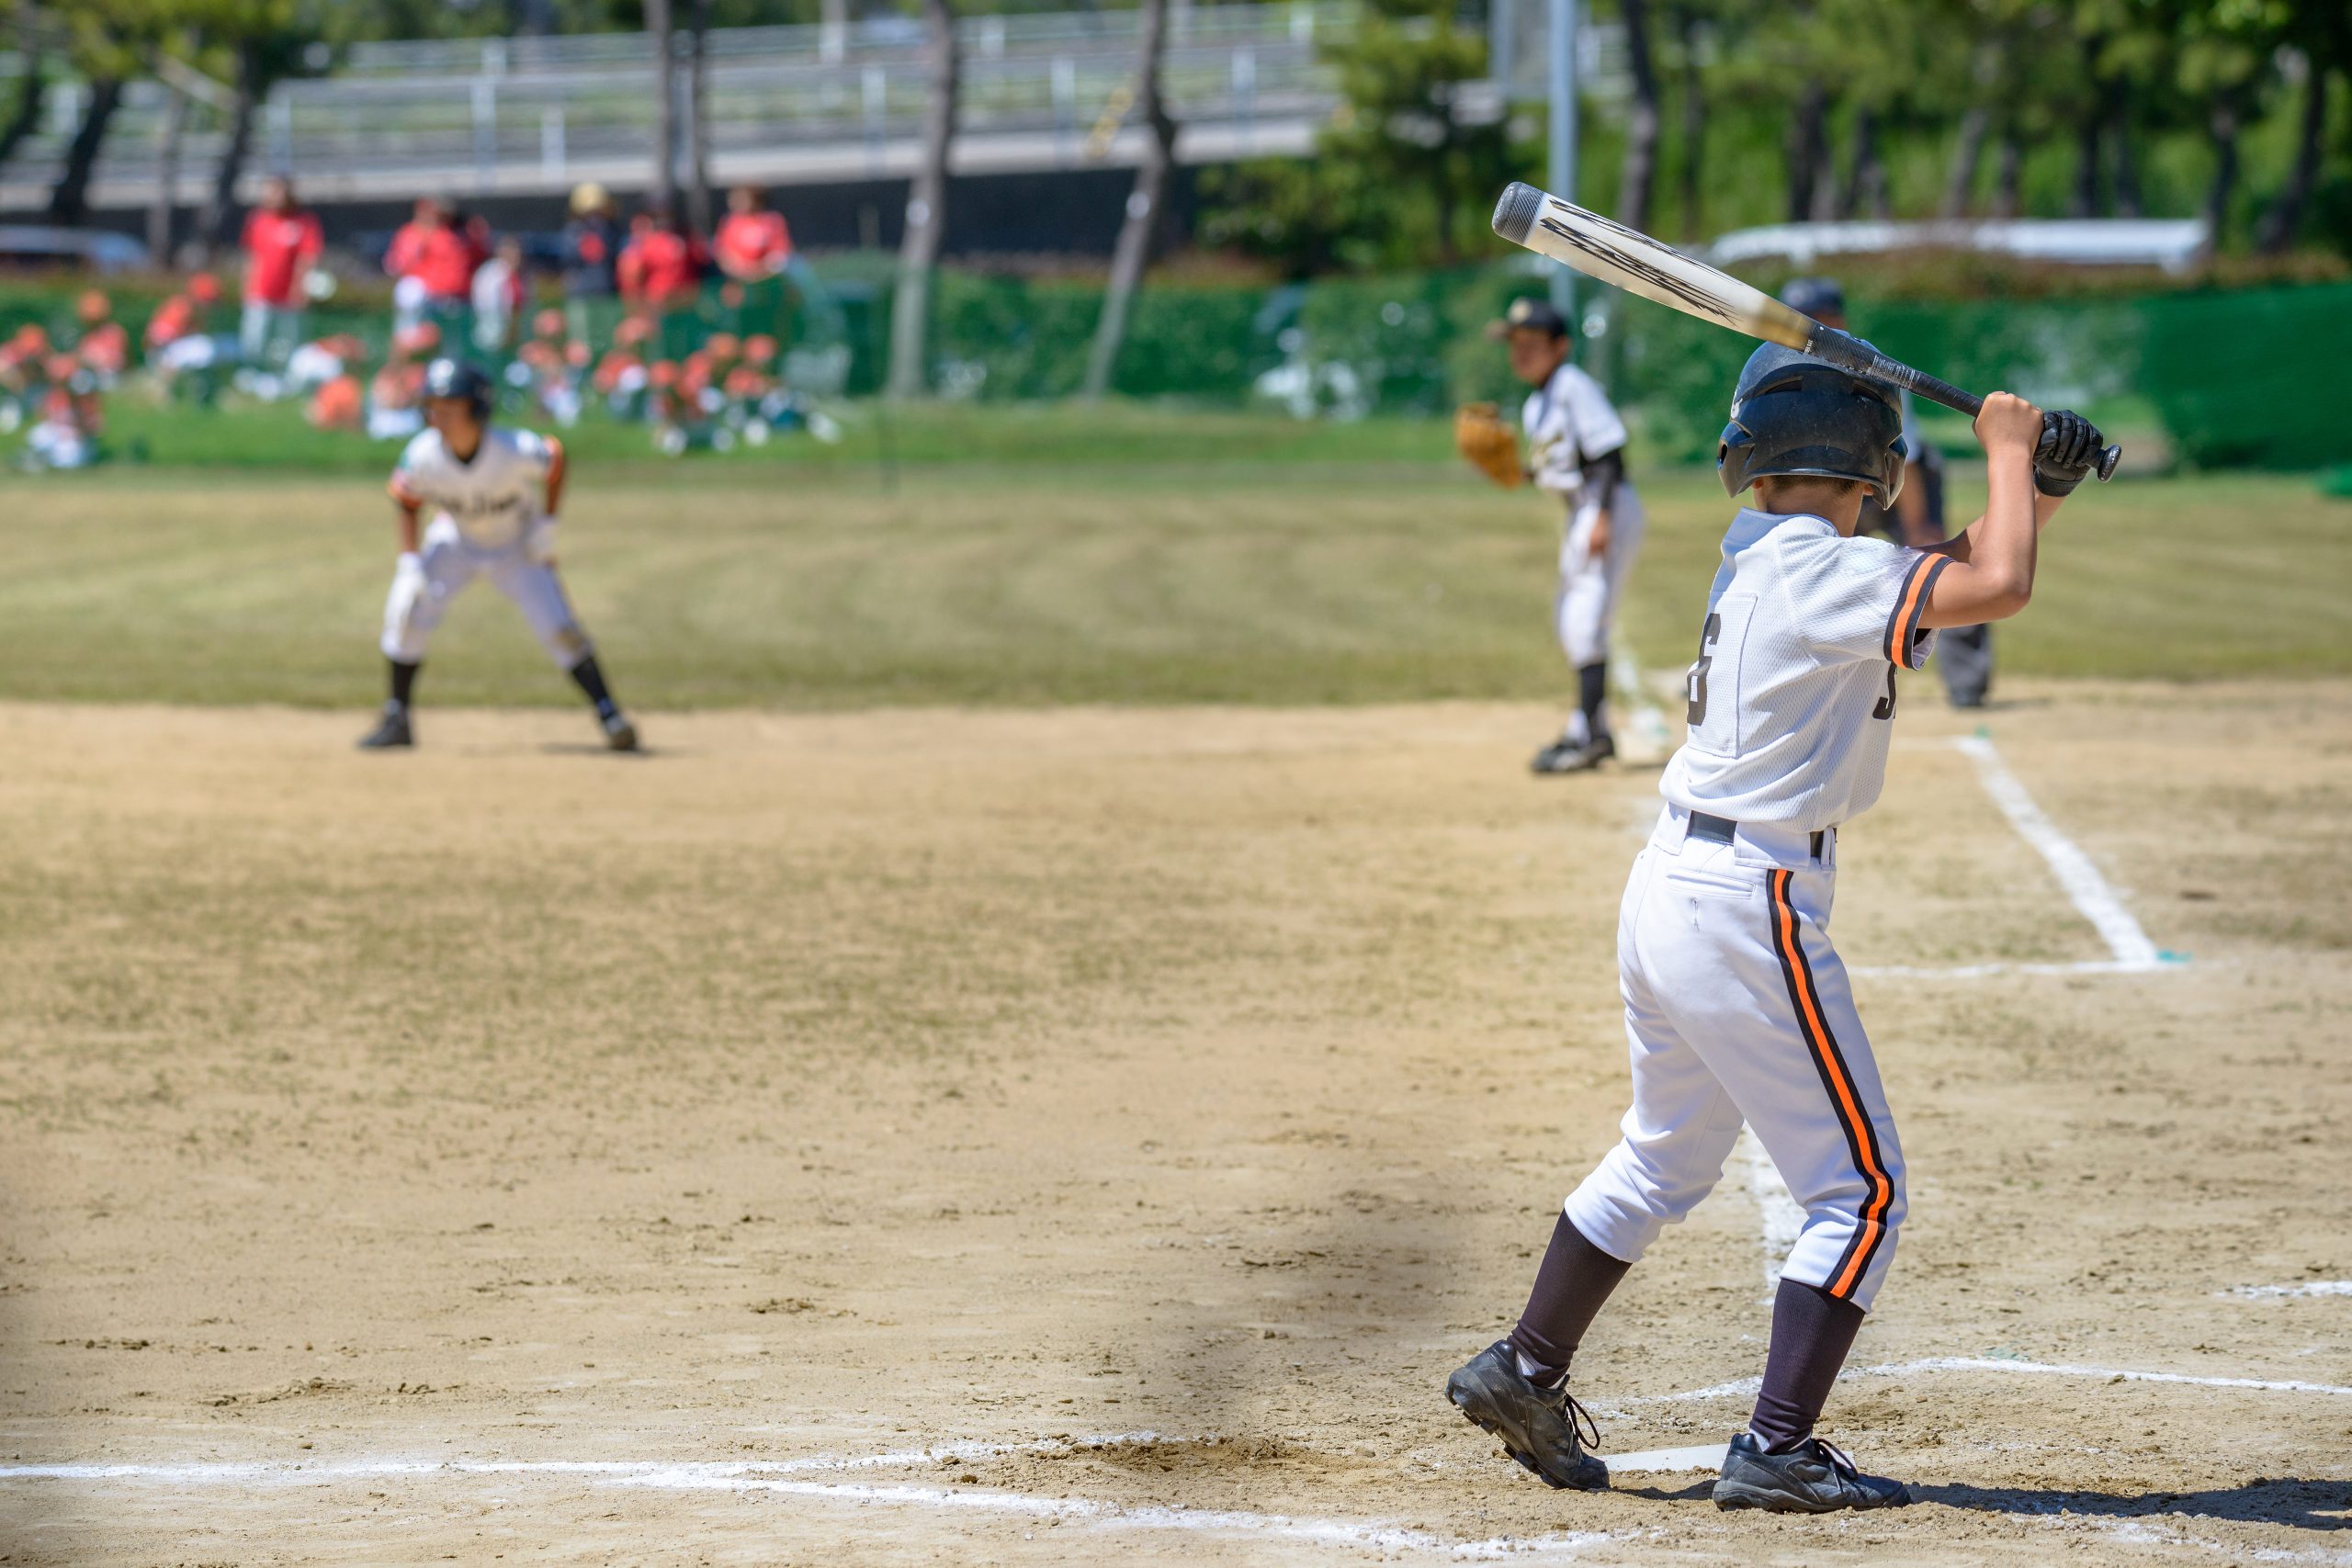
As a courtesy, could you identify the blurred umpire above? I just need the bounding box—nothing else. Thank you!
[1780,277,1993,709]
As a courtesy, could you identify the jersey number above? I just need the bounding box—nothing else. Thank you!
[1685,612,1722,726]
[1872,664,1897,721]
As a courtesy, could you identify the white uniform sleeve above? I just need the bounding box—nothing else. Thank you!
[1555,366,1628,459]
[389,432,435,505]
[1774,530,1949,671]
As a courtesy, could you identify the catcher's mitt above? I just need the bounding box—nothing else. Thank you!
[1454,401,1522,489]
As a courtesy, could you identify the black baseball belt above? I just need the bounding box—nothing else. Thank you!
[1688,810,1828,862]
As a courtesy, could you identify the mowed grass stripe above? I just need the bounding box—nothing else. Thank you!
[2,467,2343,708]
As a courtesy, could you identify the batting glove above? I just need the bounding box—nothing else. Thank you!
[2033,410,2104,497]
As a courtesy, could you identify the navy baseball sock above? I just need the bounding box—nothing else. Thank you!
[568,655,619,721]
[1747,1278,1866,1451]
[1577,662,1610,742]
[1507,1213,1632,1385]
[388,659,420,710]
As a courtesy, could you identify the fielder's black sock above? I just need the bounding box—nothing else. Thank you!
[388,659,420,710]
[1747,1278,1867,1451]
[568,655,620,721]
[1507,1213,1633,1384]
[1577,661,1610,743]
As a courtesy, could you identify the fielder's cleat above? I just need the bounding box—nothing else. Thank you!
[1712,1432,1911,1513]
[601,711,640,752]
[1531,734,1614,774]
[357,704,413,750]
[1444,1341,1609,1491]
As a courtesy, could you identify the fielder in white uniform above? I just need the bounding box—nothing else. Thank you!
[358,357,639,751]
[1496,297,1645,774]
[1445,342,2109,1512]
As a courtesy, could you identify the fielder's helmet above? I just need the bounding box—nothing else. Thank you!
[1717,342,1905,507]
[422,356,493,417]
[1780,276,1846,321]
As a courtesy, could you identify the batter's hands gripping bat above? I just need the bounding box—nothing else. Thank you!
[1489,182,2122,482]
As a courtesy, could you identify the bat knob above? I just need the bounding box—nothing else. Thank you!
[2095,445,2122,482]
[1492,183,1543,246]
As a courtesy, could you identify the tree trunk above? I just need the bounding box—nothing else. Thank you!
[1615,0,1661,231]
[1992,129,2021,219]
[46,76,124,225]
[1081,0,1176,400]
[1785,81,1826,222]
[1837,105,1885,219]
[2109,94,2141,217]
[1939,105,1986,219]
[888,0,958,399]
[1673,5,1702,240]
[2070,38,2105,217]
[2255,60,2327,254]
[683,0,713,234]
[2202,96,2239,253]
[647,0,679,216]
[198,46,260,256]
[0,51,46,176]
[147,84,190,264]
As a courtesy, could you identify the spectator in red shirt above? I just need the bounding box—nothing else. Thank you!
[714,185,796,343]
[715,185,793,280]
[617,209,707,356]
[383,197,483,332]
[239,175,323,369]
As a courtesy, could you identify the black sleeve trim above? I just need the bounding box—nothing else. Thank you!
[1882,553,1949,670]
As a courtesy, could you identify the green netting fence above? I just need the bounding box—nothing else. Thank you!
[5,267,2345,468]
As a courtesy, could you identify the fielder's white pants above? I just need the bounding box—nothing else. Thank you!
[1565,806,1906,1311]
[1554,480,1645,670]
[380,516,594,670]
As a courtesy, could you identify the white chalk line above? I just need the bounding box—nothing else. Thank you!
[1606,640,1672,759]
[1951,733,2168,972]
[1606,1356,2352,1412]
[1732,1127,1804,1301]
[2227,1280,2352,1301]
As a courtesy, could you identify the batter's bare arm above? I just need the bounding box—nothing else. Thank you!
[1916,394,2041,628]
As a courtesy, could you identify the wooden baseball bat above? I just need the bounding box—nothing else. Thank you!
[1490,181,2121,481]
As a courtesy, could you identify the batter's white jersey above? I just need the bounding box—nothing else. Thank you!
[390,425,558,552]
[1660,509,1948,830]
[1521,363,1627,499]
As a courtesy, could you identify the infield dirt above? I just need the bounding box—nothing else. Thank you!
[1,682,2347,1564]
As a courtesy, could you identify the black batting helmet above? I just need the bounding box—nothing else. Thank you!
[422,356,493,418]
[1717,343,1905,507]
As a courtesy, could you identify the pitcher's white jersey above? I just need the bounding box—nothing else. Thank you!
[1521,362,1627,499]
[1660,509,1948,829]
[390,426,558,552]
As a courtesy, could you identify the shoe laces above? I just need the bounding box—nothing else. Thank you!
[1800,1436,1859,1480]
[1545,1384,1602,1452]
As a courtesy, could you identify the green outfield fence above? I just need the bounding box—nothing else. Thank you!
[5,268,2346,469]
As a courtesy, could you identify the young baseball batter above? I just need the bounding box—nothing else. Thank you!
[1445,343,2106,1510]
[359,357,639,751]
[1500,297,1645,773]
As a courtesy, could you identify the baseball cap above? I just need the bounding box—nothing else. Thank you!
[1781,276,1845,320]
[1487,296,1570,339]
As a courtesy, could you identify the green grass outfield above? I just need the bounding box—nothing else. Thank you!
[5,409,2345,708]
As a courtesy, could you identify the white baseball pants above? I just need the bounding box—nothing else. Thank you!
[1564,806,1906,1311]
[1554,480,1645,669]
[380,516,593,670]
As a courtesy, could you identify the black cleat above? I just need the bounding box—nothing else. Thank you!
[601,712,639,752]
[1532,734,1614,774]
[357,704,413,750]
[1444,1341,1609,1491]
[1712,1432,1911,1513]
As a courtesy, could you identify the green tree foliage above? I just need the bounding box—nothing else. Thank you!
[1200,0,1527,275]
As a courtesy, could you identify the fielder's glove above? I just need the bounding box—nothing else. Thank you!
[526,516,560,565]
[1453,402,1523,489]
[2033,410,2105,497]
